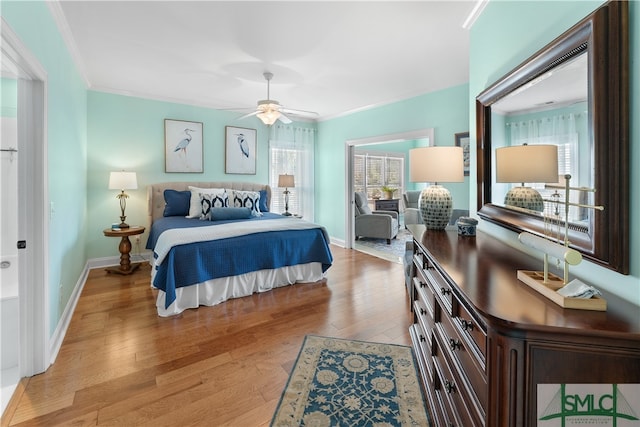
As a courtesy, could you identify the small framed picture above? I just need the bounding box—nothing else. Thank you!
[455,131,470,176]
[225,126,257,175]
[165,119,203,173]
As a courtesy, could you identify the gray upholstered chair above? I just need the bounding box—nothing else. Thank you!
[403,190,422,227]
[354,192,399,244]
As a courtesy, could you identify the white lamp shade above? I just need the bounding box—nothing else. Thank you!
[278,174,295,188]
[496,145,558,183]
[108,171,138,190]
[409,146,464,183]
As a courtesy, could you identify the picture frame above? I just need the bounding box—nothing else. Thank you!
[164,119,203,173]
[225,126,257,175]
[455,131,470,176]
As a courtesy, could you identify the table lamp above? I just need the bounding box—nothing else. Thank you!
[108,171,137,228]
[409,146,464,230]
[278,174,295,216]
[496,144,558,212]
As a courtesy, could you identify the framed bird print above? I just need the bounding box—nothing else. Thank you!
[225,126,256,174]
[165,119,203,173]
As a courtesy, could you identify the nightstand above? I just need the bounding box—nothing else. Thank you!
[103,226,145,275]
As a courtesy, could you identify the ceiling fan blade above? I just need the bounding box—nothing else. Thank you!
[280,107,319,118]
[277,112,293,124]
[237,110,259,120]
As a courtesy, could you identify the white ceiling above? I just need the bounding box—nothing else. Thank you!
[55,1,475,121]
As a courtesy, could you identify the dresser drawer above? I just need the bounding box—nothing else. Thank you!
[432,331,481,427]
[438,307,487,414]
[414,275,436,320]
[456,301,487,360]
[425,267,454,315]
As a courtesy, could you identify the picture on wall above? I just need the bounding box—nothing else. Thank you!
[165,119,203,173]
[455,131,470,176]
[225,126,257,175]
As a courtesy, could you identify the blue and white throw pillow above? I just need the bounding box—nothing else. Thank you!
[200,192,229,220]
[230,190,262,217]
[187,186,226,218]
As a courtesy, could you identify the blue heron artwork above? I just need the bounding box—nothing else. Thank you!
[225,126,256,174]
[165,119,203,173]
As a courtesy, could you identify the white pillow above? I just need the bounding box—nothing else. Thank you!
[187,186,227,218]
[230,190,262,217]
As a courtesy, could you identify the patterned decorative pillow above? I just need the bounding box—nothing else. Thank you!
[230,190,262,217]
[199,192,229,220]
[187,186,226,218]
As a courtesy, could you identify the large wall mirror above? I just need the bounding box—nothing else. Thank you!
[476,0,629,274]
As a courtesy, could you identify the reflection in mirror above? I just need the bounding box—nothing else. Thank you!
[491,52,591,226]
[476,0,629,274]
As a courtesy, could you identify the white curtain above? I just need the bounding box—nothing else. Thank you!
[269,125,315,221]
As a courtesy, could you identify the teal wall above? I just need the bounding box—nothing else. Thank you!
[316,83,470,240]
[470,0,639,305]
[2,1,89,333]
[1,78,17,117]
[85,91,299,258]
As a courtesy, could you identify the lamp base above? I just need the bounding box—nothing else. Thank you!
[282,212,292,217]
[119,216,130,229]
[419,185,452,230]
[504,186,544,212]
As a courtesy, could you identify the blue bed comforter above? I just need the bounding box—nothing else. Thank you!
[147,214,333,308]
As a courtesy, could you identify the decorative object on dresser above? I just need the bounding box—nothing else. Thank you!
[225,126,257,174]
[278,174,294,216]
[495,144,559,212]
[409,146,464,230]
[108,170,137,229]
[406,224,640,426]
[270,335,430,427]
[164,119,203,173]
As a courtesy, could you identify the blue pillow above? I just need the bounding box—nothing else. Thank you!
[259,189,269,212]
[163,189,191,217]
[209,207,252,221]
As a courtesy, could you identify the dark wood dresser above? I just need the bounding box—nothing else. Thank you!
[407,224,640,426]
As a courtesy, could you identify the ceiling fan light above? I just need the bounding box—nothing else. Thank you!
[257,109,280,125]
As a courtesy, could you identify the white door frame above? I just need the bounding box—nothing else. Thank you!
[2,18,50,376]
[344,129,434,249]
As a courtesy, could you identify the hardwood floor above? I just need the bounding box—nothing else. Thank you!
[2,246,412,426]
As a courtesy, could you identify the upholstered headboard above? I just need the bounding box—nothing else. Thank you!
[147,182,271,224]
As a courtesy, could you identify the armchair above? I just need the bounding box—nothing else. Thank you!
[403,190,422,227]
[354,192,399,244]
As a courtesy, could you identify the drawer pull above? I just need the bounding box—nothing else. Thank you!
[441,287,451,296]
[444,380,456,394]
[419,282,426,288]
[461,319,474,331]
[420,307,426,315]
[449,338,462,351]
[420,334,426,342]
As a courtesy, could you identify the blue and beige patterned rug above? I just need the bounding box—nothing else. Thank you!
[354,228,413,264]
[271,335,430,427]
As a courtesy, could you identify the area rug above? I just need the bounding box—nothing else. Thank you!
[271,335,429,427]
[354,227,413,264]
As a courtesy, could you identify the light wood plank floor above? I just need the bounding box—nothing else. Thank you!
[2,245,412,426]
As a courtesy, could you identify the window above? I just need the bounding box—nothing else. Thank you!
[354,152,405,200]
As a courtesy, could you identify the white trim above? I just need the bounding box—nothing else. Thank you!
[462,0,489,30]
[344,129,434,249]
[2,17,50,377]
[45,0,90,87]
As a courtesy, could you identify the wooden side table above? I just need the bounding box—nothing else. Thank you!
[103,226,145,275]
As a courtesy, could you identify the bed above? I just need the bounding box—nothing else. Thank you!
[146,181,333,317]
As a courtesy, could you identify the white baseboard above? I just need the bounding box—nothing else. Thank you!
[48,251,153,364]
[330,237,345,248]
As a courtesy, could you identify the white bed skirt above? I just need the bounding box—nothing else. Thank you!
[153,262,325,317]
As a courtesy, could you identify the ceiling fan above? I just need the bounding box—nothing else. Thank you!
[237,72,318,125]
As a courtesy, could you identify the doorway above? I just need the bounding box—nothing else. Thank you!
[344,129,434,252]
[1,18,50,415]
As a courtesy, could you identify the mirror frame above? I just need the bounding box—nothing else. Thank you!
[476,0,629,274]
